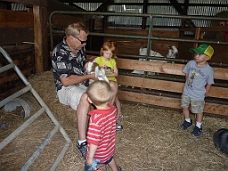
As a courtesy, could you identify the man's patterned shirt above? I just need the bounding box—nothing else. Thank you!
[52,37,89,92]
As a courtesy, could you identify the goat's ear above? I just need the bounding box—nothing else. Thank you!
[86,56,97,62]
[91,63,97,72]
[93,62,99,67]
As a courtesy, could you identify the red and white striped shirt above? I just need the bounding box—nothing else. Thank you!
[86,104,117,163]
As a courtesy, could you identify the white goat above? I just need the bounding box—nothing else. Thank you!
[131,46,178,75]
[87,61,109,83]
[166,45,178,58]
[131,47,164,75]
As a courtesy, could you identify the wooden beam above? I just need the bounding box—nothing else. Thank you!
[169,0,195,28]
[116,58,228,80]
[183,0,189,14]
[194,27,201,48]
[95,0,113,12]
[117,75,228,99]
[47,0,85,12]
[180,0,189,28]
[141,0,148,29]
[33,5,43,72]
[33,5,48,72]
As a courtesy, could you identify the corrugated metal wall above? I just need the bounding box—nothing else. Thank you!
[74,0,228,29]
[6,0,228,28]
[11,3,26,11]
[73,2,102,11]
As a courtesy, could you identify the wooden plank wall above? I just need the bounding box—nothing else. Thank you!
[0,9,35,100]
[0,44,35,100]
[0,9,34,46]
[116,58,228,117]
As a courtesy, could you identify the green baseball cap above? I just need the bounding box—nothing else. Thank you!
[189,44,214,58]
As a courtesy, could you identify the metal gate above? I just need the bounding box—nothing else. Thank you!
[0,47,72,171]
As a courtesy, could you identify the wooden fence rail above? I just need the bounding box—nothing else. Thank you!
[115,58,228,116]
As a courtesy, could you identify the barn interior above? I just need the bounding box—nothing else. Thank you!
[0,0,228,171]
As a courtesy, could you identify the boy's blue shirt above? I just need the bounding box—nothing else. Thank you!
[182,60,214,100]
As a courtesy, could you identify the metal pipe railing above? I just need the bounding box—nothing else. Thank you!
[49,11,228,67]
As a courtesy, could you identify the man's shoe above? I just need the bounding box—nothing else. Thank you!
[116,123,123,131]
[180,120,192,130]
[77,141,87,159]
[191,126,202,137]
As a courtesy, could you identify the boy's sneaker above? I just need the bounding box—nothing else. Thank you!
[191,126,202,137]
[96,163,106,171]
[77,141,87,159]
[180,120,192,130]
[116,123,123,131]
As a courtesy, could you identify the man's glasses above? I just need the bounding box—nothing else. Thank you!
[72,36,87,44]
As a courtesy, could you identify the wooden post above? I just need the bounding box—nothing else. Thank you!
[33,5,48,72]
[194,27,201,48]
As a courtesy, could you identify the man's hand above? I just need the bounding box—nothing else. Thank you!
[90,73,99,81]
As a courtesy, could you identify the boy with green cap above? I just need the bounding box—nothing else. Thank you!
[180,44,214,137]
